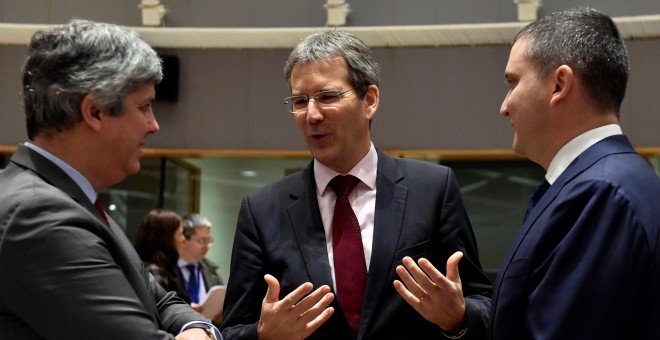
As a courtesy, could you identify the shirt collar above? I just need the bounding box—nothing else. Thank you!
[546,124,622,184]
[178,258,196,268]
[314,142,378,195]
[24,142,98,204]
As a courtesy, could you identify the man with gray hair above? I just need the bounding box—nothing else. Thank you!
[221,30,491,340]
[177,214,223,310]
[0,19,220,339]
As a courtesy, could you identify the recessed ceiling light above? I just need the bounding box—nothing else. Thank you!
[241,170,258,177]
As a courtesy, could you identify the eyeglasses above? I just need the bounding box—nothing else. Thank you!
[283,87,360,114]
[189,237,214,245]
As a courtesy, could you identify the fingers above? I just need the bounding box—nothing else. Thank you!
[445,251,463,283]
[393,279,422,310]
[259,279,334,340]
[393,274,414,299]
[395,257,427,298]
[263,274,281,304]
[298,288,335,336]
[396,253,464,295]
[279,281,315,309]
[294,284,332,316]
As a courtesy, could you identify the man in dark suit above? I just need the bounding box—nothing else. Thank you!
[397,7,660,340]
[0,19,220,339]
[220,30,492,340]
[491,7,660,339]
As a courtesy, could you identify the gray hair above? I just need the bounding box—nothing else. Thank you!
[513,7,629,116]
[284,30,380,99]
[182,213,212,239]
[22,19,163,139]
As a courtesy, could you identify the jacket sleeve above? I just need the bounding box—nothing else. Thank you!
[0,190,206,339]
[219,195,264,340]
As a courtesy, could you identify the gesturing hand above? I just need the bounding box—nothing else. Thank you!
[257,274,335,340]
[393,252,467,333]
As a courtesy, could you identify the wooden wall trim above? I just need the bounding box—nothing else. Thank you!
[3,145,659,160]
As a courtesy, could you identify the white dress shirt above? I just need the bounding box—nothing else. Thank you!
[314,142,378,290]
[545,124,622,184]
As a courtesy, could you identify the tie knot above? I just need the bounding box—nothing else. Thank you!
[531,180,551,204]
[329,175,360,196]
[186,264,197,273]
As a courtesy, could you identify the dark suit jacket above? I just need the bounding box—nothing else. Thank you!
[490,135,660,340]
[0,144,210,339]
[221,150,492,340]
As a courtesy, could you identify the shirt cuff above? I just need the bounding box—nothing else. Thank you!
[181,321,222,339]
[441,327,467,339]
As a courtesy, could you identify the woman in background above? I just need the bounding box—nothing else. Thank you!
[134,209,187,299]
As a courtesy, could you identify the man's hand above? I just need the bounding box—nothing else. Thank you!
[393,252,467,333]
[257,274,335,340]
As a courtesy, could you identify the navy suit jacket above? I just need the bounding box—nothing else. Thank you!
[221,150,492,340]
[0,144,211,339]
[490,135,660,339]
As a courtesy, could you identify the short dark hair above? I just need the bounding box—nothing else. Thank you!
[513,7,629,116]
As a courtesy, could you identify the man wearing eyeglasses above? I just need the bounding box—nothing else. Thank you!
[177,214,224,322]
[220,30,492,340]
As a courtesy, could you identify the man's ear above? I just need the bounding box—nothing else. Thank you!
[80,93,103,131]
[363,84,379,120]
[550,65,573,107]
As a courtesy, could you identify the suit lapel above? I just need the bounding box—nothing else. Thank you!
[11,144,108,226]
[358,151,407,338]
[492,135,637,312]
[519,135,635,238]
[288,163,335,288]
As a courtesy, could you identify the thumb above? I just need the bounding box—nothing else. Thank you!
[446,251,463,282]
[263,274,281,304]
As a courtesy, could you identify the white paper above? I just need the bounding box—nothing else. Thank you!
[200,285,226,319]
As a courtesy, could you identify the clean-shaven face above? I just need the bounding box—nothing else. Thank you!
[290,58,374,174]
[500,38,552,160]
[101,83,159,180]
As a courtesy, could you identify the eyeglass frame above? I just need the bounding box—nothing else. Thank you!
[188,237,214,245]
[283,86,363,114]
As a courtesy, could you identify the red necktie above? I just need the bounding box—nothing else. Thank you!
[94,200,109,224]
[329,175,366,335]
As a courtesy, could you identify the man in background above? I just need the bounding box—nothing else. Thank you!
[221,30,491,340]
[178,214,224,323]
[0,19,220,339]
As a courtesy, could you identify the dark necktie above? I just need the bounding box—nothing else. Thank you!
[523,180,550,223]
[329,175,366,335]
[94,200,108,224]
[186,264,200,303]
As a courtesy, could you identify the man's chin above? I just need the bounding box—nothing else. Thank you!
[127,161,142,175]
